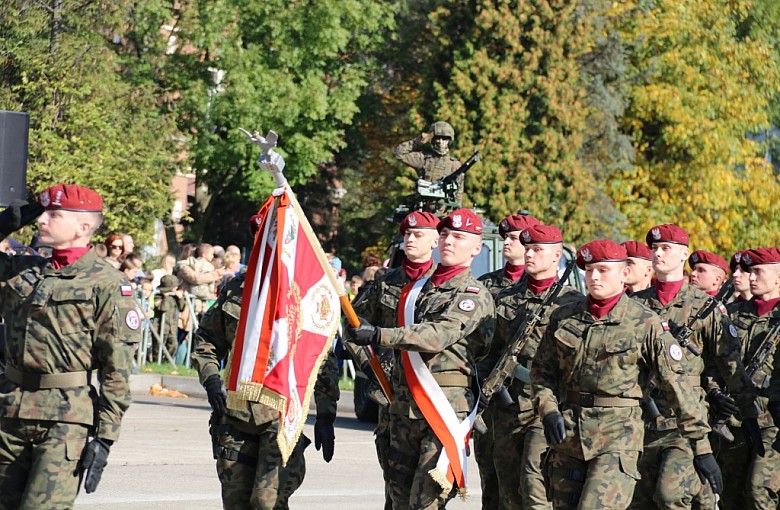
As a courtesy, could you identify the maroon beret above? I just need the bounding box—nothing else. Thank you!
[38,184,103,212]
[248,214,263,237]
[437,208,482,234]
[498,214,540,239]
[646,224,689,247]
[576,239,627,269]
[621,240,652,260]
[730,251,744,273]
[689,250,728,274]
[740,247,780,270]
[400,211,439,235]
[520,224,562,245]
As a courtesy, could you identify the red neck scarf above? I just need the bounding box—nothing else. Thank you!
[504,263,525,282]
[430,264,468,287]
[588,292,623,319]
[655,279,684,306]
[705,289,719,297]
[51,246,91,269]
[754,296,780,317]
[402,258,434,282]
[527,275,557,296]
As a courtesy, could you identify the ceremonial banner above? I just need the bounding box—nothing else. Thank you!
[226,185,340,463]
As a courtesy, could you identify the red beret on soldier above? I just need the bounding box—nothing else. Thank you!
[38,184,103,212]
[729,251,744,273]
[621,240,652,261]
[645,223,689,247]
[740,247,780,270]
[400,211,439,235]
[498,214,540,239]
[576,239,628,269]
[520,224,562,245]
[688,250,729,274]
[437,208,482,234]
[248,214,263,237]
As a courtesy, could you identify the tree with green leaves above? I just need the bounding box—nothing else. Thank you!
[0,0,178,244]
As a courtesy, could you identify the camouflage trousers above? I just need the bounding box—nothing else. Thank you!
[215,415,310,510]
[629,429,703,510]
[708,427,749,510]
[545,448,640,509]
[0,418,89,510]
[474,403,550,509]
[375,406,393,510]
[387,413,465,510]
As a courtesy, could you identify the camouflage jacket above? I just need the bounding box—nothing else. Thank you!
[531,293,710,461]
[632,283,757,430]
[191,272,340,425]
[154,292,185,334]
[377,269,495,418]
[482,280,584,426]
[0,249,139,441]
[730,300,780,429]
[477,266,516,299]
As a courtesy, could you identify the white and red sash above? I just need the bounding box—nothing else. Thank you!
[397,278,478,497]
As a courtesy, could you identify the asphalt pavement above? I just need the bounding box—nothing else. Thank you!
[73,374,483,509]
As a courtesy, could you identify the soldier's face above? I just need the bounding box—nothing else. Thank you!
[438,228,481,267]
[689,264,725,293]
[733,266,751,293]
[432,136,450,155]
[585,261,629,299]
[748,264,780,299]
[625,257,653,286]
[651,243,688,275]
[502,232,526,264]
[36,209,90,249]
[524,244,561,279]
[404,228,439,262]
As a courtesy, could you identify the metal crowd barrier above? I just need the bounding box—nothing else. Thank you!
[135,290,203,370]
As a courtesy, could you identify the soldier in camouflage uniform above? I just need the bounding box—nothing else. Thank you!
[191,216,340,510]
[688,250,729,297]
[474,213,540,509]
[476,223,583,510]
[629,224,762,510]
[622,241,654,295]
[347,208,495,510]
[730,251,753,303]
[350,211,439,510]
[531,239,722,510]
[725,247,780,510]
[0,184,141,509]
[153,274,185,360]
[393,121,464,204]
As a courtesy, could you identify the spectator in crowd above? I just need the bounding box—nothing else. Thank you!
[212,244,225,259]
[348,274,363,301]
[212,253,225,271]
[137,278,155,320]
[178,243,197,261]
[120,253,144,286]
[104,233,125,269]
[175,243,223,316]
[153,274,186,362]
[217,250,242,295]
[150,253,177,292]
[94,243,107,258]
[120,233,135,255]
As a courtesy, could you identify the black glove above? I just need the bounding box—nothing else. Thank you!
[693,453,722,494]
[741,417,766,457]
[345,318,380,346]
[203,375,227,417]
[314,414,335,462]
[0,200,44,237]
[80,438,113,494]
[542,412,573,446]
[707,388,738,420]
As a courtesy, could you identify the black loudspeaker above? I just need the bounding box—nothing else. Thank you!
[0,111,30,207]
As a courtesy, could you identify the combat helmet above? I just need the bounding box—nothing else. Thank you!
[429,121,455,141]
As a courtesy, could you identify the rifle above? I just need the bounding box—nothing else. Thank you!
[474,259,575,434]
[641,280,736,439]
[744,320,780,390]
[413,149,480,209]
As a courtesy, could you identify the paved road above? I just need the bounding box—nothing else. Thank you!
[75,392,483,509]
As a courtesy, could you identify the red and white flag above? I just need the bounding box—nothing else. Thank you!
[226,185,340,463]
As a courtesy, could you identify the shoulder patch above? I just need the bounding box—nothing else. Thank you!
[661,321,670,332]
[465,286,481,294]
[120,284,134,297]
[125,310,141,330]
[669,343,683,361]
[458,299,476,312]
[728,323,738,338]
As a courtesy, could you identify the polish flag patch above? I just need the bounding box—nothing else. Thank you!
[465,286,481,294]
[120,284,134,296]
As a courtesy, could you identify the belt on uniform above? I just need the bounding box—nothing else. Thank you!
[5,365,90,390]
[432,373,469,387]
[566,391,639,408]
